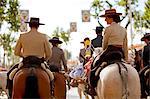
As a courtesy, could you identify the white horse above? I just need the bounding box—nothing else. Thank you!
[95,61,141,99]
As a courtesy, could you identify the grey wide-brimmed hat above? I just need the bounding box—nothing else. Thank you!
[49,37,63,44]
[100,9,122,17]
[141,33,150,41]
[25,17,45,25]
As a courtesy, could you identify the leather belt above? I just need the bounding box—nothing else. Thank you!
[113,45,123,48]
[109,45,123,48]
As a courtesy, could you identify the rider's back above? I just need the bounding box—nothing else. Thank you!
[14,32,51,59]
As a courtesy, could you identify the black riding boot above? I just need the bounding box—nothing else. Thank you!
[50,80,55,97]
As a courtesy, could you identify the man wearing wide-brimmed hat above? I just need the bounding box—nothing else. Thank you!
[48,37,68,72]
[94,9,128,66]
[141,33,150,67]
[91,26,104,48]
[7,17,53,97]
[14,17,52,60]
[139,33,150,98]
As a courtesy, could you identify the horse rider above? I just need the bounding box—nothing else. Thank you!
[91,26,103,48]
[89,9,128,96]
[48,37,68,72]
[139,33,150,98]
[141,33,150,68]
[7,17,54,97]
[94,8,128,67]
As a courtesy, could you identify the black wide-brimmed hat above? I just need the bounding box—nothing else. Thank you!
[100,9,122,17]
[141,33,150,41]
[93,26,104,32]
[25,17,45,25]
[49,37,63,44]
[80,37,90,44]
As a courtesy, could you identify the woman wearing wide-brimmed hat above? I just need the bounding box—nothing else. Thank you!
[94,8,128,67]
[48,37,68,72]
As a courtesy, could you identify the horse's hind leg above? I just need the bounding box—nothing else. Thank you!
[78,89,82,99]
[84,94,89,99]
[77,86,82,99]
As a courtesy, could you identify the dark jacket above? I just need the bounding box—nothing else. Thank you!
[91,35,103,48]
[142,43,150,67]
[79,47,94,65]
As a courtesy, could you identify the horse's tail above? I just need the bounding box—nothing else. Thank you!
[116,62,129,99]
[23,68,40,99]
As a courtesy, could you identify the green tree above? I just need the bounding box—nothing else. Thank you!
[0,0,20,67]
[50,27,71,59]
[51,27,71,45]
[90,0,113,27]
[142,0,150,28]
[90,0,150,45]
[0,33,16,66]
[0,0,20,31]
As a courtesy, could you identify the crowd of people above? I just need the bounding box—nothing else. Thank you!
[0,8,149,99]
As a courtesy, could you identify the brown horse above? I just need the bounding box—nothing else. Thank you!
[134,49,143,72]
[12,67,52,99]
[53,72,67,99]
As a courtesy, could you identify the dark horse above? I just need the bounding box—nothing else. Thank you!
[134,49,142,72]
[12,56,52,99]
[134,49,150,98]
[139,66,150,98]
